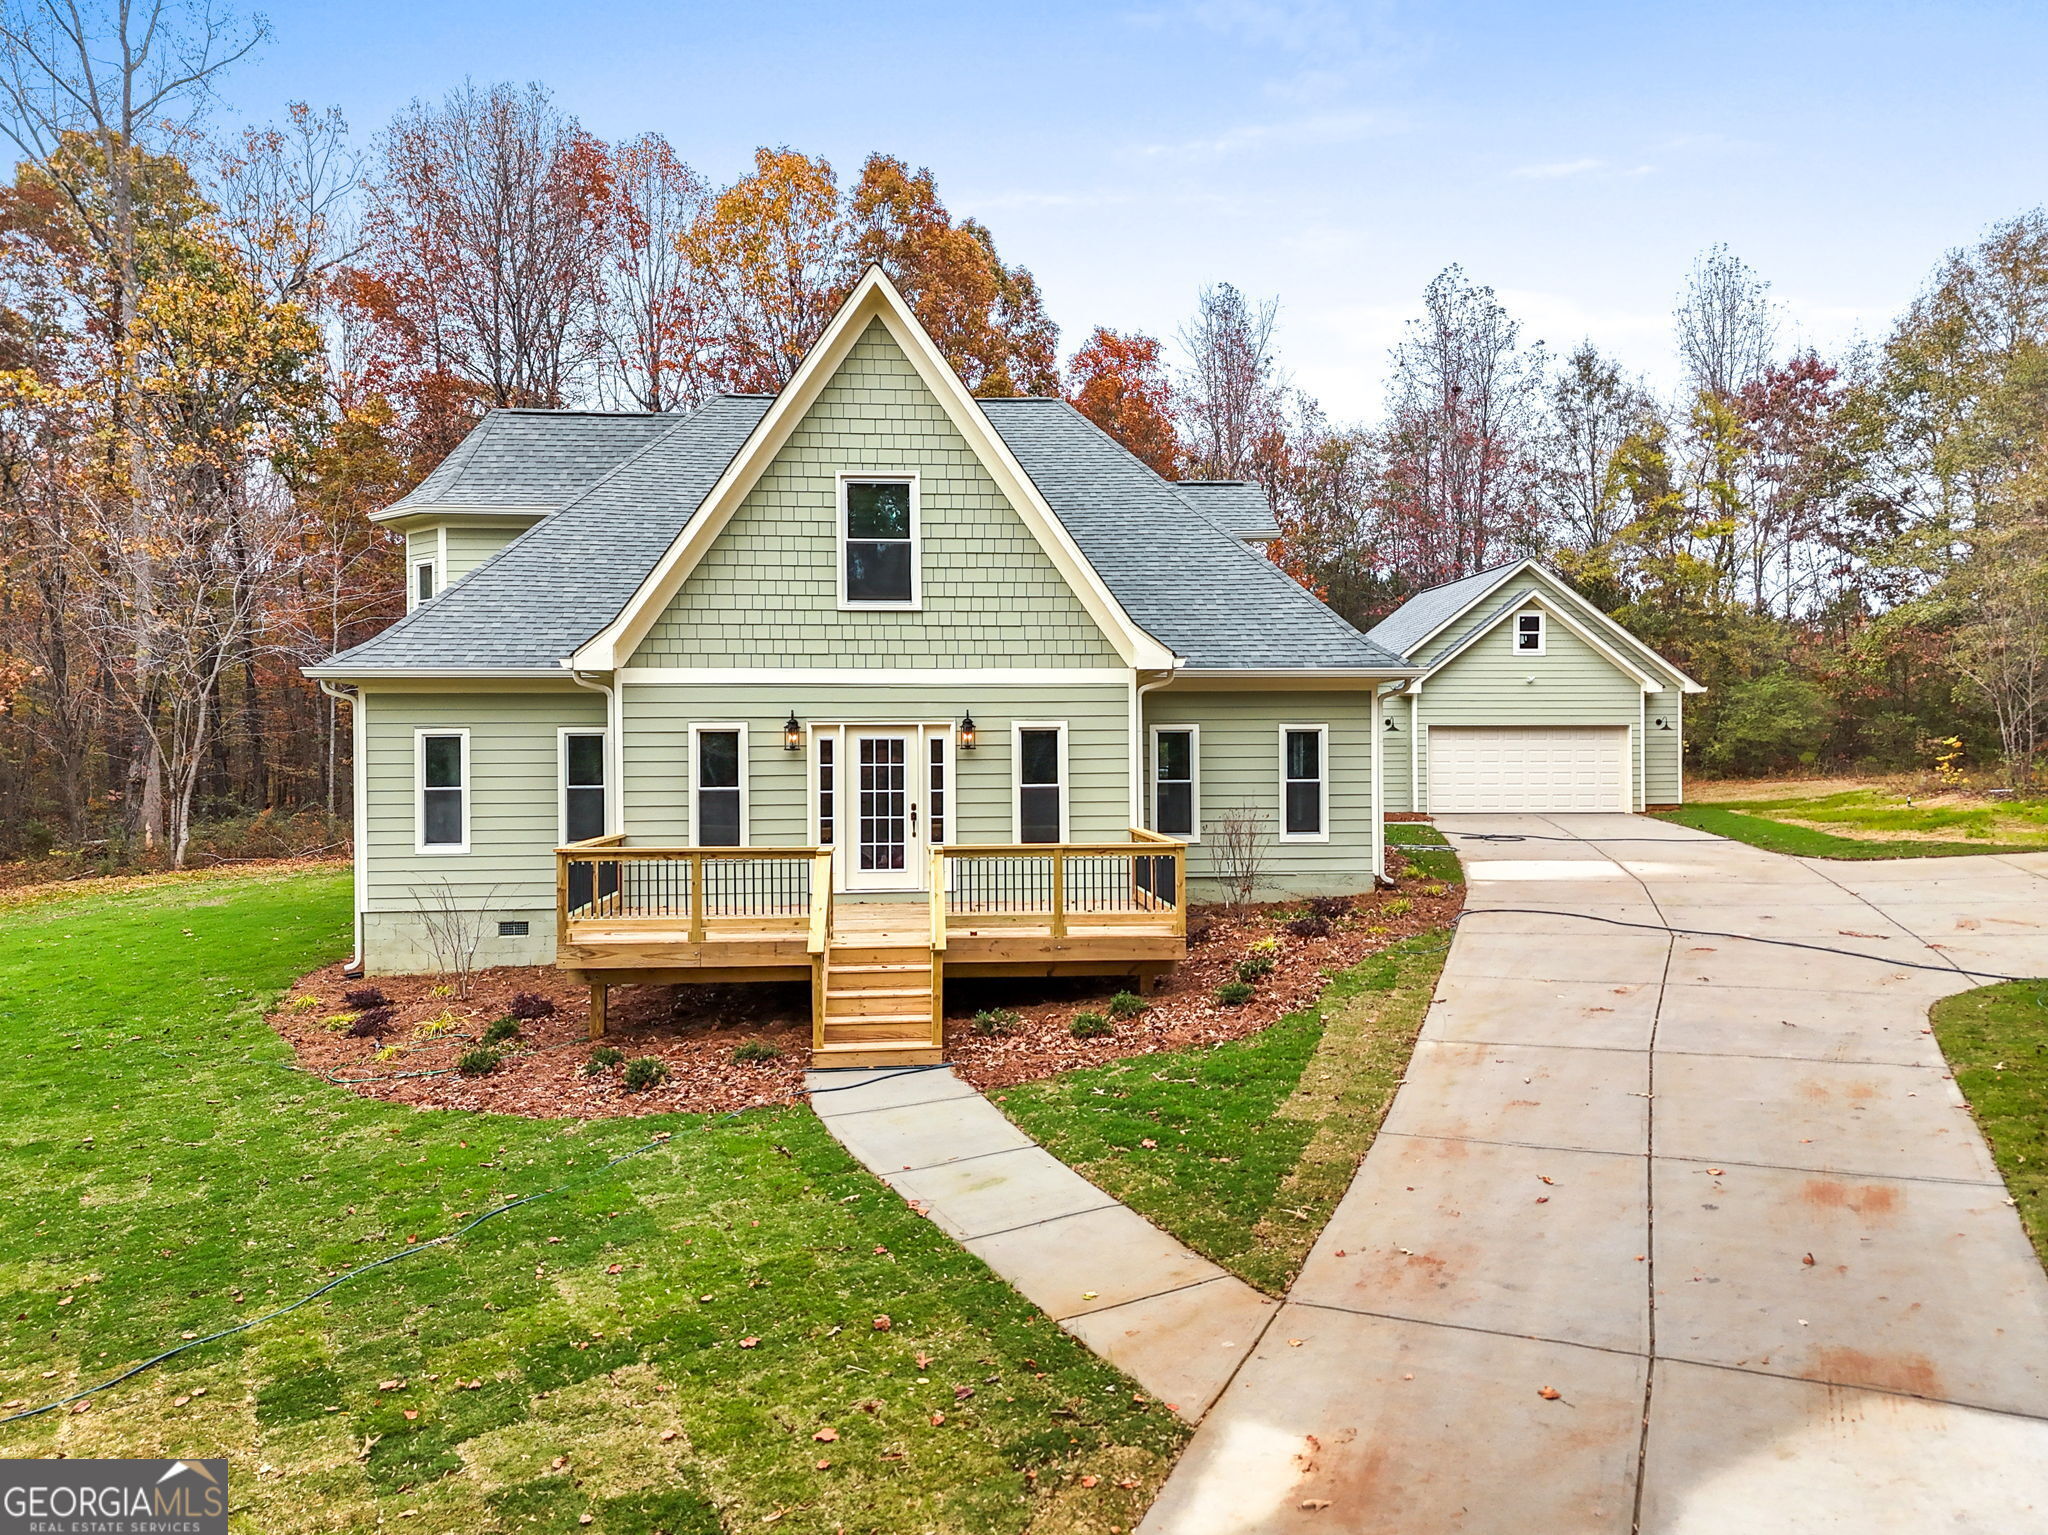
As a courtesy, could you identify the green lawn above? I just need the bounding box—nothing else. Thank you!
[1386,823,1463,884]
[993,934,1446,1295]
[0,871,1183,1534]
[1659,789,2048,859]
[1931,981,2048,1272]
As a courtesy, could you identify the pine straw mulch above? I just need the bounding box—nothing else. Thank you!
[265,853,1463,1120]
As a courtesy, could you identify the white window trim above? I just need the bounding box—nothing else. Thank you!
[557,727,608,846]
[1149,723,1201,842]
[1011,720,1069,844]
[1278,723,1331,843]
[835,471,922,611]
[414,727,470,855]
[1512,609,1546,655]
[688,721,750,847]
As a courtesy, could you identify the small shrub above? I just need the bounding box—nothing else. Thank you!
[481,1017,521,1045]
[285,994,323,1013]
[622,1056,669,1092]
[1423,883,1447,897]
[732,1039,783,1065]
[1384,896,1414,917]
[456,1047,501,1078]
[1249,937,1279,955]
[429,983,454,999]
[1236,955,1275,983]
[507,991,557,1021]
[1215,981,1255,1006]
[321,1012,358,1032]
[348,1007,395,1039]
[342,986,390,1011]
[971,1007,1021,1038]
[1069,1012,1111,1039]
[414,1011,461,1038]
[1306,894,1354,920]
[582,1045,624,1076]
[372,1044,400,1062]
[1285,913,1332,939]
[1107,991,1147,1018]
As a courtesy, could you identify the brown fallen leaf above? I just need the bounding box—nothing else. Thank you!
[1537,1387,1562,1401]
[1801,1253,1816,1266]
[814,1459,831,1471]
[659,1429,678,1442]
[915,1351,933,1368]
[1538,1175,1556,1185]
[1140,1138,1158,1149]
[739,1337,760,1349]
[1535,1196,1550,1204]
[1300,1500,1332,1511]
[929,1411,945,1426]
[1080,1475,1099,1488]
[378,1379,405,1391]
[1707,1168,1724,1177]
[814,1427,838,1442]
[605,1263,623,1274]
[550,1456,569,1471]
[953,1385,975,1400]
[402,1409,419,1421]
[1117,1478,1141,1489]
[872,1315,892,1332]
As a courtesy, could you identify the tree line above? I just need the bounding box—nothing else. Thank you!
[0,1,2040,874]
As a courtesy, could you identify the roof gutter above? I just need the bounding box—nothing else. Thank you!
[1167,666,1425,681]
[301,665,576,682]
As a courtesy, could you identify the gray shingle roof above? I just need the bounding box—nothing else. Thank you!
[387,408,679,514]
[1172,480,1279,539]
[1363,561,1528,657]
[318,394,1414,675]
[981,400,1409,671]
[323,397,771,670]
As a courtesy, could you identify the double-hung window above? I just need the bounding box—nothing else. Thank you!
[839,476,918,607]
[416,730,468,853]
[1514,611,1545,653]
[560,730,607,843]
[411,555,438,609]
[1280,725,1328,841]
[691,725,746,847]
[1152,726,1198,839]
[1015,723,1066,844]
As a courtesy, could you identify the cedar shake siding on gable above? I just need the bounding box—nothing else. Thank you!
[631,321,1121,669]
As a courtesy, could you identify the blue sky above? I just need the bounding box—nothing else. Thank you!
[233,0,2047,417]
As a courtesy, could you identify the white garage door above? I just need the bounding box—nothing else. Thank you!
[1428,726,1630,814]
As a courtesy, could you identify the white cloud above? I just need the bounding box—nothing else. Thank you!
[1126,108,1393,161]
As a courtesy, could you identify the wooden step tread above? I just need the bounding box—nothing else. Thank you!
[821,1010,933,1027]
[823,985,930,1000]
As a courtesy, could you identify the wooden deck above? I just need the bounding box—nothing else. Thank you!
[556,834,1187,1066]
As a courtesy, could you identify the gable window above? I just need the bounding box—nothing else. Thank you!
[1014,723,1066,844]
[1280,725,1328,841]
[412,556,438,608]
[560,730,607,843]
[1152,726,1198,839]
[691,724,747,847]
[416,730,468,853]
[839,476,918,607]
[1514,611,1545,653]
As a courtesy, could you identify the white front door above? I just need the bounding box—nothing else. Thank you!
[848,729,923,891]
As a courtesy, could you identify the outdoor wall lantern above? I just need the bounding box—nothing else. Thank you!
[957,711,978,751]
[1654,717,1672,731]
[1384,715,1400,732]
[783,710,804,751]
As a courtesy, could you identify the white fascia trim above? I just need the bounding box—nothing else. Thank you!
[1422,591,1662,692]
[572,267,1177,673]
[1168,666,1424,681]
[371,503,554,525]
[618,666,1135,686]
[304,666,575,681]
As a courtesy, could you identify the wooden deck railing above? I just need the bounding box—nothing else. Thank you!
[556,838,822,946]
[936,830,1186,938]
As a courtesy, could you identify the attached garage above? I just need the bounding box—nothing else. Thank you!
[1426,725,1631,814]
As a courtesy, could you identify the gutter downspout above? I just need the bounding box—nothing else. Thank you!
[1409,681,1423,817]
[1371,681,1405,885]
[1128,669,1177,828]
[569,670,623,835]
[317,680,366,978]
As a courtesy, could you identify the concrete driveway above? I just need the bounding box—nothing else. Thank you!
[1141,815,2048,1534]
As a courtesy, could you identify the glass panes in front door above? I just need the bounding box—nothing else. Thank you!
[837,729,927,891]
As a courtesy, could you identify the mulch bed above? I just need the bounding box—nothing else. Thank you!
[265,852,1462,1119]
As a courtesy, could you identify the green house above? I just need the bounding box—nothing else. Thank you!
[308,271,1430,1063]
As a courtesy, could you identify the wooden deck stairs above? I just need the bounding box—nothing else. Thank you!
[812,905,943,1067]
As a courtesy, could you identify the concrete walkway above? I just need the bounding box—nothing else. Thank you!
[1141,816,2048,1533]
[806,1063,1276,1422]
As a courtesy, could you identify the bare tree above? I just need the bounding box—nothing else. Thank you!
[412,878,490,998]
[1539,340,1651,553]
[360,80,606,409]
[1178,282,1287,481]
[1208,806,1273,912]
[595,132,710,411]
[1675,244,1778,402]
[1382,265,1547,582]
[1951,518,2048,788]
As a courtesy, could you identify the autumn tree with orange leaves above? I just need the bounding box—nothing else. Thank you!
[1064,326,1178,475]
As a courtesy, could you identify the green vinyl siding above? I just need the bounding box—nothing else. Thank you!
[443,524,525,583]
[618,682,1132,852]
[1143,689,1377,898]
[631,320,1120,668]
[358,687,604,971]
[1645,689,1684,804]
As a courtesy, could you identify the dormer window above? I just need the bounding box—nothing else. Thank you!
[1514,611,1545,653]
[839,475,919,608]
